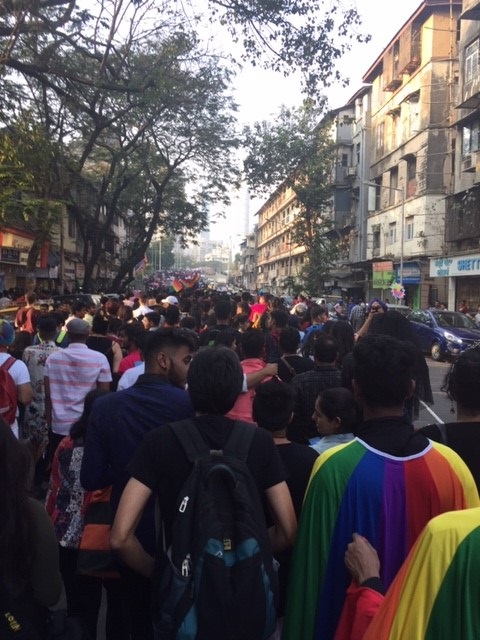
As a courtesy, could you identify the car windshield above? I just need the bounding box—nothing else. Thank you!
[433,311,477,330]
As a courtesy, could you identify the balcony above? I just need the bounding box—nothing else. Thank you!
[458,74,480,110]
[461,0,480,20]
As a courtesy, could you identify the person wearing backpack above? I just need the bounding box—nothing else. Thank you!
[111,346,297,640]
[0,319,33,439]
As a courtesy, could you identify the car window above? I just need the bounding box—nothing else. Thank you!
[433,312,476,329]
[409,311,425,324]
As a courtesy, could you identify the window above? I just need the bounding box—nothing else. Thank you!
[407,157,416,181]
[376,122,385,151]
[372,229,381,250]
[356,143,361,164]
[406,216,414,240]
[389,222,397,245]
[389,168,399,206]
[462,121,480,156]
[465,40,479,84]
[68,211,76,239]
[341,153,349,167]
[408,92,420,135]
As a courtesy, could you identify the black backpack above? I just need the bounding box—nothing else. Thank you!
[152,419,279,640]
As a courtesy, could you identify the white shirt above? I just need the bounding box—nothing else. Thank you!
[133,304,153,318]
[117,361,145,390]
[44,343,112,436]
[0,352,31,438]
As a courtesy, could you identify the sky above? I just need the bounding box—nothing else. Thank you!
[208,0,424,245]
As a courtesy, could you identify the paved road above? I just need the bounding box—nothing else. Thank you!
[415,358,452,428]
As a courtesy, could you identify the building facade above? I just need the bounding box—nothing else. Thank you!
[363,0,460,309]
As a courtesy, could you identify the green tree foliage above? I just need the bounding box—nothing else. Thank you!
[243,102,340,294]
[0,0,369,98]
[0,0,369,291]
[0,118,64,269]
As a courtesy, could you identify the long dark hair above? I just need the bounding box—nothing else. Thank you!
[0,418,34,588]
[70,388,110,442]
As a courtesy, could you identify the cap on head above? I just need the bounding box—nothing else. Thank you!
[67,318,90,336]
[161,295,179,305]
[0,320,14,346]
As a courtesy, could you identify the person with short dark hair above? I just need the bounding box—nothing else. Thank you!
[289,334,342,444]
[23,315,60,465]
[300,304,329,354]
[227,329,269,423]
[111,347,296,592]
[420,346,480,490]
[253,379,318,619]
[81,328,198,639]
[199,297,234,346]
[163,304,180,328]
[117,322,145,374]
[277,327,313,383]
[283,334,480,640]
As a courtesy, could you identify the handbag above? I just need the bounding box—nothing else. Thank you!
[76,486,120,579]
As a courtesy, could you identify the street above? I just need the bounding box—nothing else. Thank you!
[415,358,453,428]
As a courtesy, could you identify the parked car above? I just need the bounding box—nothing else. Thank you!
[407,309,480,361]
[52,293,102,309]
[386,303,412,317]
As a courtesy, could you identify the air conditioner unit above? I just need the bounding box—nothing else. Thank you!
[462,155,475,172]
[347,167,357,177]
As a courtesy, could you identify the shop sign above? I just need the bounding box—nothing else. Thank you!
[1,247,20,264]
[395,261,421,285]
[372,261,394,289]
[430,255,480,278]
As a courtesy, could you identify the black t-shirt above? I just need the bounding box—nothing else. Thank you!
[128,415,287,544]
[419,421,480,492]
[276,442,318,519]
[277,354,314,383]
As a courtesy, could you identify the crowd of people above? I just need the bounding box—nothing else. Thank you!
[0,287,479,639]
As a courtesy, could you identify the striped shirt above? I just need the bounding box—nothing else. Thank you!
[45,343,112,436]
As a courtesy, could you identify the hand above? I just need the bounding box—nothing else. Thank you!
[264,363,278,377]
[345,533,381,584]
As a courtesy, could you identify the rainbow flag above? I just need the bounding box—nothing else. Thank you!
[364,508,480,639]
[133,256,147,276]
[283,439,479,640]
[172,277,183,293]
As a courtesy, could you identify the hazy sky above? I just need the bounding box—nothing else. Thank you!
[208,0,424,243]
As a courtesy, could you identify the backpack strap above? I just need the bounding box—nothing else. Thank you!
[280,355,296,377]
[224,420,256,462]
[0,356,15,372]
[170,419,255,464]
[170,419,210,463]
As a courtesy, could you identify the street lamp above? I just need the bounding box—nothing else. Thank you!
[364,181,405,288]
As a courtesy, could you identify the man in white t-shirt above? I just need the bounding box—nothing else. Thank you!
[133,293,153,319]
[0,320,33,438]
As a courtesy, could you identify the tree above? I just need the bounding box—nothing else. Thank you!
[0,12,241,291]
[0,0,369,291]
[0,117,64,270]
[243,102,340,295]
[0,0,369,99]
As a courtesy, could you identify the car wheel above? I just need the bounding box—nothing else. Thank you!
[431,342,443,362]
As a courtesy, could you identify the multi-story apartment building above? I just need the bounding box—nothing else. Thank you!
[254,104,359,296]
[437,0,480,309]
[363,0,460,308]
[255,183,304,294]
[238,232,257,292]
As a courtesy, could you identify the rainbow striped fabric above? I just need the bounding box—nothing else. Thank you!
[363,508,480,639]
[283,439,479,640]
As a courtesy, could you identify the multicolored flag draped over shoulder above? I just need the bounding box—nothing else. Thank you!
[283,439,479,640]
[363,507,480,639]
